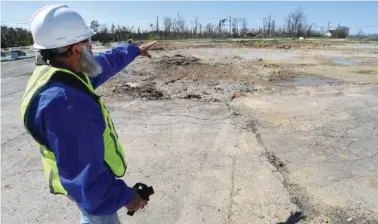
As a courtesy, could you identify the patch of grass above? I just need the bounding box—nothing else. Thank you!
[251,39,263,44]
[263,39,281,44]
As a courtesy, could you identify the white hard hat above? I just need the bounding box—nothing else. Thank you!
[31,4,94,49]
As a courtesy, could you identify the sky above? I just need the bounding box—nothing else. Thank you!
[1,1,378,35]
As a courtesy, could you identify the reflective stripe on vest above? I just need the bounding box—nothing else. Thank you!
[20,66,127,195]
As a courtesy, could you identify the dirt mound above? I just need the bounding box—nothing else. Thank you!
[159,54,200,65]
[112,82,165,100]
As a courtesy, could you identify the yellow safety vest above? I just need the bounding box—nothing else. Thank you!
[20,65,127,195]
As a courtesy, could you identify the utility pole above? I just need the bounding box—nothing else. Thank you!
[358,28,362,39]
[326,21,331,39]
[336,22,340,39]
[229,16,232,37]
[218,18,225,37]
[156,16,159,37]
[306,22,313,37]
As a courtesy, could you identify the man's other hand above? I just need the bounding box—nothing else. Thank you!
[124,189,148,212]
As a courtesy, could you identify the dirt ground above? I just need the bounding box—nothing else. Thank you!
[96,40,378,104]
[2,39,378,224]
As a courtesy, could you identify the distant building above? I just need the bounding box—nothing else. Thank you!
[324,30,339,37]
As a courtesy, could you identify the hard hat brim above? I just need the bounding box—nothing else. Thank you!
[33,29,95,50]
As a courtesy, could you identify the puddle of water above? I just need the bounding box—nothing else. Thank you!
[332,59,356,66]
[332,44,378,49]
[278,77,339,87]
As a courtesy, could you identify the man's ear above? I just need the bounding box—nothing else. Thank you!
[70,44,81,57]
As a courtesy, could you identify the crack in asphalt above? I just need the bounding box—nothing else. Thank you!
[1,89,25,97]
[157,114,229,121]
[227,156,236,224]
[1,131,28,146]
[225,103,317,222]
[117,121,231,126]
[226,102,378,224]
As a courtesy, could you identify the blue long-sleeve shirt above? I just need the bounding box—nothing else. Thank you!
[26,44,141,215]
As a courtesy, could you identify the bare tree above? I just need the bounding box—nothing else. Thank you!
[149,23,154,32]
[262,17,267,35]
[285,7,306,38]
[110,23,116,34]
[266,14,272,36]
[90,20,100,33]
[232,17,239,37]
[193,16,199,36]
[271,20,276,36]
[163,16,172,33]
[285,16,291,36]
[176,13,185,33]
[99,24,109,34]
[336,26,350,38]
[172,18,178,34]
[240,18,248,36]
[205,23,214,37]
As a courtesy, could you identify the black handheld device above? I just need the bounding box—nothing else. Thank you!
[127,183,154,216]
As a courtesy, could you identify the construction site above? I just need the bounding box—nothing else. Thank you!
[1,38,378,224]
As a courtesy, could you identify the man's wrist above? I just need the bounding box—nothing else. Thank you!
[123,185,136,206]
[136,47,141,56]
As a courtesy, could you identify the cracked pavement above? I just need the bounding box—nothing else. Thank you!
[231,85,378,223]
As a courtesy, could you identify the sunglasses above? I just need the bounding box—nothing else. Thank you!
[51,38,92,57]
[79,38,92,45]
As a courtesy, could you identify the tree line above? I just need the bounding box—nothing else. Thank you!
[90,8,351,44]
[1,26,33,48]
[1,7,354,48]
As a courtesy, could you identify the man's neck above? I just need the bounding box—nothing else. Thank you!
[36,55,79,74]
[35,55,88,84]
[50,59,80,73]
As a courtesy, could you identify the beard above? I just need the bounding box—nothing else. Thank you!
[79,44,103,77]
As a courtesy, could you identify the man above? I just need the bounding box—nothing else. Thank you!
[20,4,157,224]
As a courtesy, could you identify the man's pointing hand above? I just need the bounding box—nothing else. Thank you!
[139,41,159,58]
